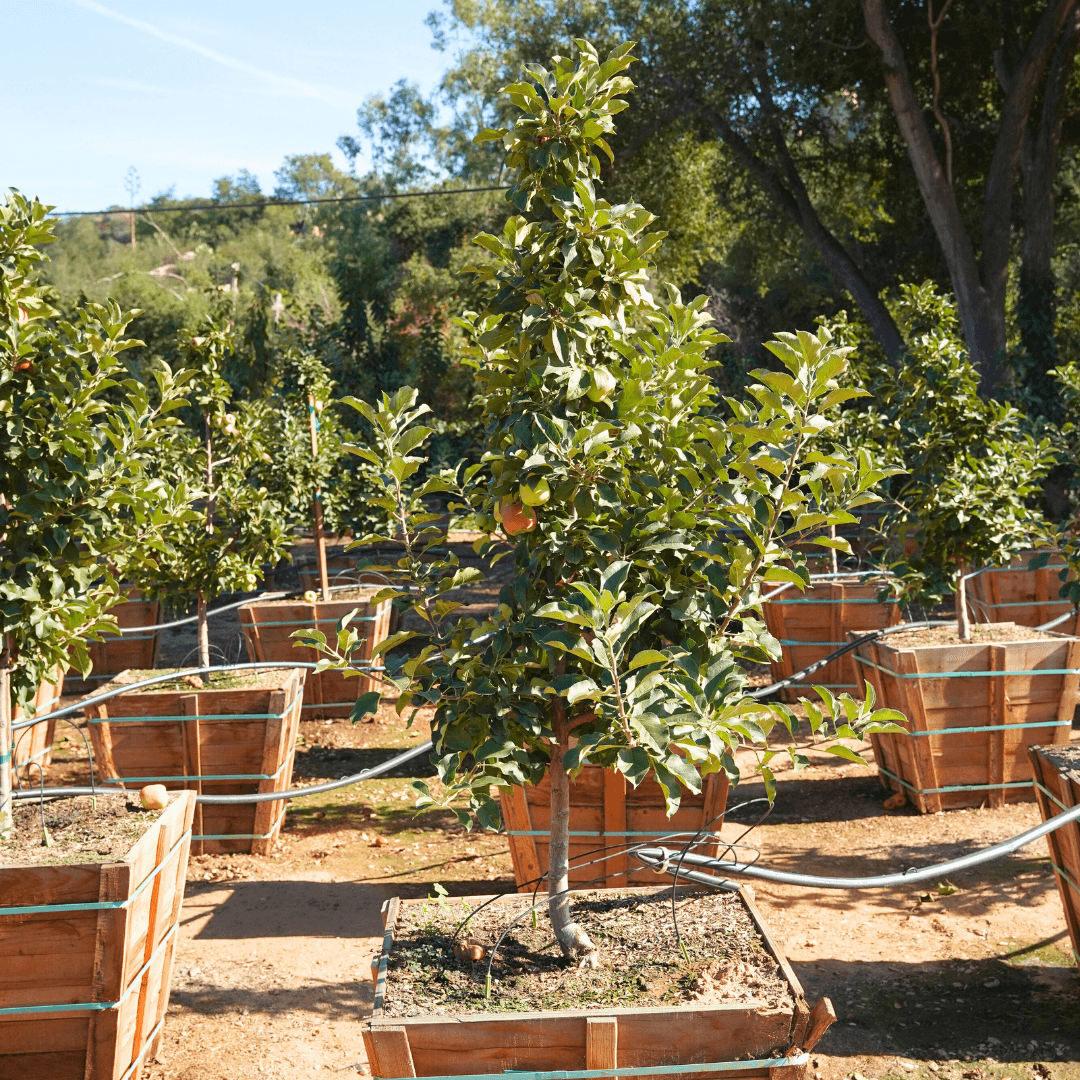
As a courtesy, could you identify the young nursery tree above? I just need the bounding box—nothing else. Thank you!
[301,42,900,967]
[848,284,1056,639]
[0,191,190,839]
[136,309,292,667]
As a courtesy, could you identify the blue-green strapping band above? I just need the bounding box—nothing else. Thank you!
[779,640,852,647]
[767,598,897,605]
[877,764,1031,796]
[0,829,192,916]
[902,720,1069,737]
[854,655,1080,679]
[0,747,10,766]
[195,804,287,842]
[971,599,1070,610]
[101,753,293,785]
[372,1054,810,1080]
[245,615,377,627]
[1035,780,1074,813]
[1050,858,1080,899]
[976,564,1066,574]
[0,921,178,1016]
[505,830,719,838]
[86,689,302,725]
[120,1017,164,1080]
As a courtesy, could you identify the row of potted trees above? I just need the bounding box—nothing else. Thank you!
[6,37,1080,1078]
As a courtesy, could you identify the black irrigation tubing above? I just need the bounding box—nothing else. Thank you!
[13,605,1075,806]
[633,796,1080,889]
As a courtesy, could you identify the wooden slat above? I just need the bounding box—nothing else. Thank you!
[250,689,288,855]
[988,645,1007,809]
[181,694,204,857]
[586,1016,617,1080]
[369,1025,417,1079]
[803,997,836,1051]
[603,770,628,887]
[896,649,942,814]
[499,786,542,894]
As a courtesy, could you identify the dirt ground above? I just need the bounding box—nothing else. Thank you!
[20,540,1080,1080]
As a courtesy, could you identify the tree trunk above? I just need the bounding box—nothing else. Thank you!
[692,100,906,364]
[955,557,971,642]
[0,641,12,841]
[197,593,210,669]
[548,701,599,968]
[862,0,1077,397]
[1019,8,1079,417]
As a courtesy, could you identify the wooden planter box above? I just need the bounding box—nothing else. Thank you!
[500,768,729,891]
[11,663,64,781]
[65,591,161,694]
[1029,745,1080,968]
[966,552,1074,628]
[239,593,391,720]
[761,577,901,703]
[365,888,835,1080]
[0,790,195,1079]
[85,668,305,855]
[854,627,1080,813]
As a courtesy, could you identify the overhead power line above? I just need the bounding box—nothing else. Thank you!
[57,184,511,218]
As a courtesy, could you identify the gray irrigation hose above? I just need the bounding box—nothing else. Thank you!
[12,736,435,805]
[110,591,290,635]
[633,797,1080,888]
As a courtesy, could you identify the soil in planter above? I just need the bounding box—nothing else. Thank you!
[262,588,384,603]
[1038,744,1080,770]
[114,667,286,692]
[5,791,169,866]
[382,888,792,1018]
[883,622,1054,648]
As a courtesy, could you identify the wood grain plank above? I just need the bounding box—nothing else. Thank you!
[603,770,628,887]
[181,694,204,857]
[370,1025,417,1079]
[499,786,542,894]
[586,1016,617,1080]
[251,689,288,855]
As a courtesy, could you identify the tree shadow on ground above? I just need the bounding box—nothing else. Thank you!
[800,952,1080,1061]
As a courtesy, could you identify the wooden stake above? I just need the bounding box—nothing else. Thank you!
[956,555,971,641]
[0,639,11,840]
[309,393,330,601]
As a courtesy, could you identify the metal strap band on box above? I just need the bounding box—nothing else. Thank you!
[1035,780,1077,814]
[504,830,723,838]
[969,599,1071,610]
[101,754,293,785]
[1049,858,1080,899]
[877,765,1033,797]
[85,689,303,725]
[195,804,287,841]
[766,597,897,605]
[120,1017,165,1080]
[244,615,378,627]
[370,1053,810,1080]
[854,656,1080,679]
[900,720,1070,737]
[0,829,192,916]
[0,921,178,1015]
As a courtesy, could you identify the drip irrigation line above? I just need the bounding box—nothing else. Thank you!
[109,591,290,635]
[745,618,954,699]
[59,185,511,218]
[633,796,1080,889]
[14,661,388,732]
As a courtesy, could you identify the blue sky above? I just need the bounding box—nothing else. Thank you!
[3,0,456,212]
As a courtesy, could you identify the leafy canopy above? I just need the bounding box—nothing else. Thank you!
[298,41,901,826]
[0,191,191,705]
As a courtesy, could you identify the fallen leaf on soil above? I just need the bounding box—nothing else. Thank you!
[883,793,907,810]
[373,836,390,847]
[182,675,204,689]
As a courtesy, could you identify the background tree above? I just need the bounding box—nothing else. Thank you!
[1,191,190,839]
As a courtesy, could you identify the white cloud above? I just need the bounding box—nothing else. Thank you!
[69,0,356,110]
